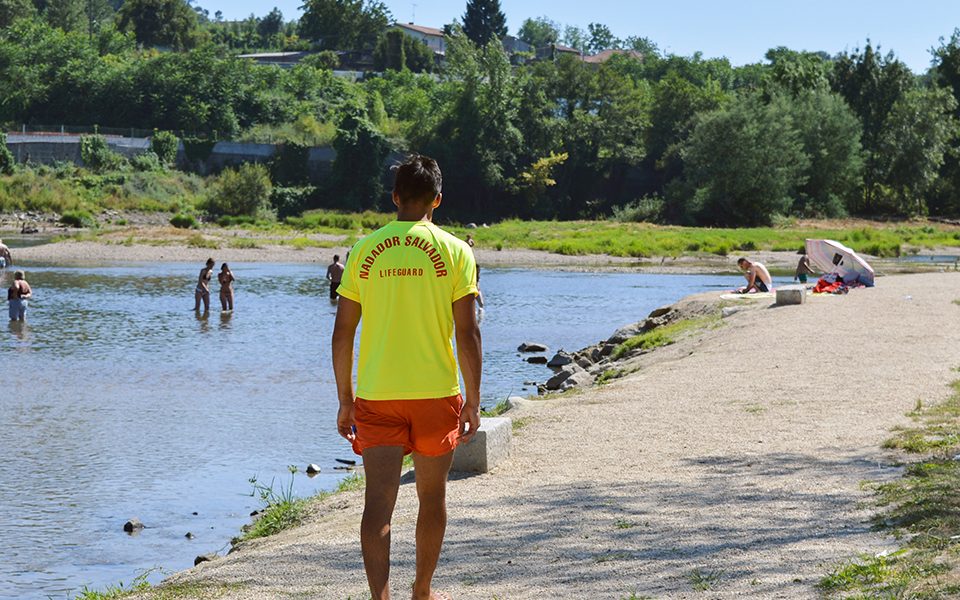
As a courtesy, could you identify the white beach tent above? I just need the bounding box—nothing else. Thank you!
[805,239,876,287]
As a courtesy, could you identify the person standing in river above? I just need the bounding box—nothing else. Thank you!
[332,155,482,600]
[0,239,11,269]
[326,254,345,301]
[194,258,215,313]
[8,270,31,321]
[218,263,235,311]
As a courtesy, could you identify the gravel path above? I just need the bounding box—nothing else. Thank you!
[126,272,960,599]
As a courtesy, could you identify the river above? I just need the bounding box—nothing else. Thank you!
[0,255,761,599]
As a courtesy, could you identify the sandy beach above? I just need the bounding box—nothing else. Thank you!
[116,271,960,599]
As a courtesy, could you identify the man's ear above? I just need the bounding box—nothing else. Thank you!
[392,191,400,208]
[433,193,442,209]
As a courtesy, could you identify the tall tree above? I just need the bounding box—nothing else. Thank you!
[257,7,283,39]
[517,16,558,48]
[879,87,958,215]
[0,0,35,28]
[674,92,809,226]
[586,22,619,54]
[461,0,506,46]
[46,0,86,32]
[117,0,198,48]
[830,42,913,212]
[930,29,960,216]
[298,0,388,51]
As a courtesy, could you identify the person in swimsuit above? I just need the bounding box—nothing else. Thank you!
[737,258,773,293]
[326,255,345,301]
[0,239,11,269]
[8,270,31,321]
[218,263,235,311]
[794,251,816,284]
[194,258,215,312]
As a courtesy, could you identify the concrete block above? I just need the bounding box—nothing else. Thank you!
[776,284,807,306]
[451,417,512,473]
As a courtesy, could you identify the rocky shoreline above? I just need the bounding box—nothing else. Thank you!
[520,296,723,395]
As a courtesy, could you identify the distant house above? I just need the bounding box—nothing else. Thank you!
[395,23,446,55]
[535,43,583,61]
[236,51,309,68]
[502,35,533,55]
[582,49,644,65]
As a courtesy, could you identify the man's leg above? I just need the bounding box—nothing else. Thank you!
[361,445,405,600]
[411,451,454,600]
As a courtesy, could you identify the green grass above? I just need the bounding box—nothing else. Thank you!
[76,573,241,600]
[443,219,960,259]
[687,567,723,591]
[596,368,627,384]
[186,234,220,249]
[512,416,531,432]
[481,399,510,417]
[820,378,960,598]
[612,315,720,360]
[227,237,261,249]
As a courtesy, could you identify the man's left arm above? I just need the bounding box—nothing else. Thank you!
[453,295,482,443]
[332,298,361,442]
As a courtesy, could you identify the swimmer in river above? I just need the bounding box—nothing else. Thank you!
[218,263,235,311]
[194,258,215,312]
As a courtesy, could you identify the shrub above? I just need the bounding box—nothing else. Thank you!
[301,50,339,70]
[150,131,179,165]
[170,213,198,229]
[80,135,126,173]
[613,195,665,223]
[270,186,314,219]
[131,151,163,172]
[61,209,97,228]
[0,132,14,175]
[206,163,274,218]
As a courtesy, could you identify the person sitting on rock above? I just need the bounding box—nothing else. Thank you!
[0,239,11,269]
[737,258,773,293]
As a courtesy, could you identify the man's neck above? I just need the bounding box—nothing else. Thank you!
[396,205,433,222]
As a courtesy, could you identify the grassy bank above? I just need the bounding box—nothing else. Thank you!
[45,210,960,262]
[448,219,960,259]
[819,378,960,598]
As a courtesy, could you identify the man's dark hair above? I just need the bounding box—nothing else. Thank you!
[393,155,442,204]
[334,254,340,261]
[737,257,748,266]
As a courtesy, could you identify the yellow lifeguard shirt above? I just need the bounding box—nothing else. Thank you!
[337,220,478,400]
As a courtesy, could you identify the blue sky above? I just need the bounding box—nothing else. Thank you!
[195,0,960,73]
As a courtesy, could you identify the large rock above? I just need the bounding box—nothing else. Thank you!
[776,284,807,306]
[606,321,646,344]
[194,553,219,566]
[452,417,512,473]
[545,365,586,390]
[648,305,673,319]
[526,356,548,365]
[517,342,548,353]
[547,350,574,369]
[560,370,595,390]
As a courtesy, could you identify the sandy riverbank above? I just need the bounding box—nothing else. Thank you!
[124,271,960,599]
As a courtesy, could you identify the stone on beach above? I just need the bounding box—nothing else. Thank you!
[776,284,807,306]
[306,463,321,475]
[526,356,548,364]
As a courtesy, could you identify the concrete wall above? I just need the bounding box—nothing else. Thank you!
[5,135,338,180]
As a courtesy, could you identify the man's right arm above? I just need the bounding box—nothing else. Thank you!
[453,294,482,443]
[332,298,362,441]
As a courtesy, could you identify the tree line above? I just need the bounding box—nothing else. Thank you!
[1,0,960,224]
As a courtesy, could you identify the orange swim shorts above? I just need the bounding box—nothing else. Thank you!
[351,395,463,457]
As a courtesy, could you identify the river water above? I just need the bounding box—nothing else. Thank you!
[0,253,756,599]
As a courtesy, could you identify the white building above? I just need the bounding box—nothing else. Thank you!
[394,23,446,55]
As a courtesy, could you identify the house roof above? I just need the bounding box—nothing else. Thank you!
[582,49,644,64]
[554,44,581,54]
[395,23,444,37]
[237,52,307,60]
